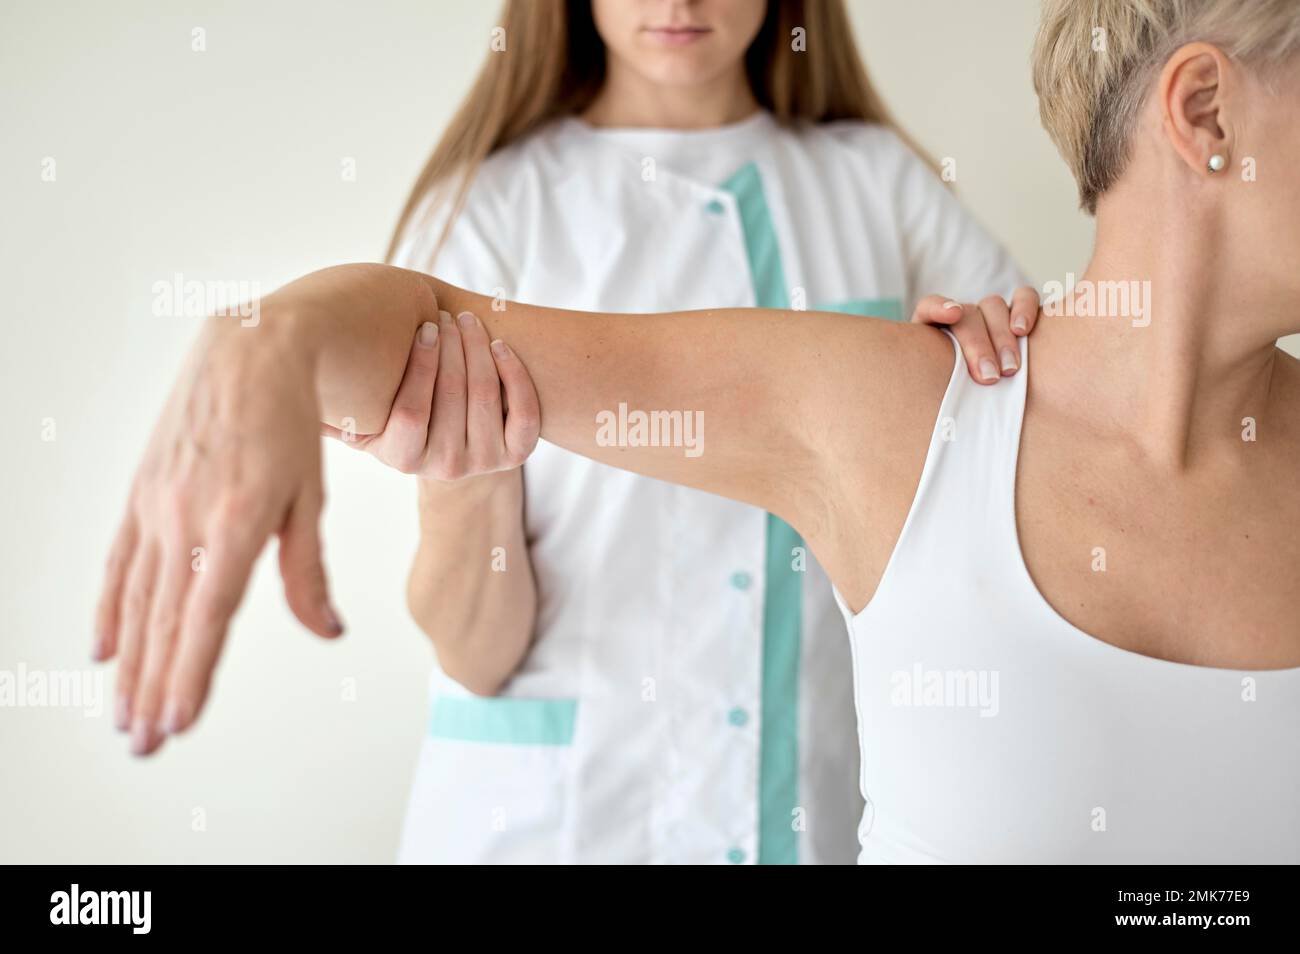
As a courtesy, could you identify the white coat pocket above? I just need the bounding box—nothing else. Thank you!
[397,695,578,864]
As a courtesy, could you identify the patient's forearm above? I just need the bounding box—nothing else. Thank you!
[221,263,436,435]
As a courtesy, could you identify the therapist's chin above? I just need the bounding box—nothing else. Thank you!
[632,51,734,89]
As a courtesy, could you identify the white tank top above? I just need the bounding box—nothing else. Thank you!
[836,334,1300,863]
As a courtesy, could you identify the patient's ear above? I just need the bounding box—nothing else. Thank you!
[1158,42,1233,179]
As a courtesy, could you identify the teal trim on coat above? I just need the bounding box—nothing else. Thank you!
[429,696,578,746]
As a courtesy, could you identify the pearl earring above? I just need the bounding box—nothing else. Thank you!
[1207,154,1226,172]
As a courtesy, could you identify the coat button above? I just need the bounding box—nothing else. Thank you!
[727,847,747,864]
[705,199,726,215]
[730,571,752,591]
[727,706,749,727]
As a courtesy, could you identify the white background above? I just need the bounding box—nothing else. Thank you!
[1,1,1293,862]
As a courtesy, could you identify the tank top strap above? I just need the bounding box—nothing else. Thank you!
[873,331,1030,593]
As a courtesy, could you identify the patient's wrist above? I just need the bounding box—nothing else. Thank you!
[194,300,320,424]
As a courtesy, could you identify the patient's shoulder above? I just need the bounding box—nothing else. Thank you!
[801,317,956,501]
[802,319,958,608]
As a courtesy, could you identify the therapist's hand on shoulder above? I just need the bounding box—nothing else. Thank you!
[323,310,541,480]
[911,286,1041,384]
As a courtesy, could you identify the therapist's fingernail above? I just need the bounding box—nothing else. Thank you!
[418,321,438,347]
[115,694,131,732]
[457,311,477,329]
[1012,315,1028,334]
[1000,347,1019,373]
[979,358,1000,383]
[490,339,510,359]
[943,300,962,311]
[438,309,452,327]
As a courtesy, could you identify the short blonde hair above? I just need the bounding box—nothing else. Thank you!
[1032,0,1300,214]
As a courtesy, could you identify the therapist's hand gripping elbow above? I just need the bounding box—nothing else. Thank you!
[322,308,541,696]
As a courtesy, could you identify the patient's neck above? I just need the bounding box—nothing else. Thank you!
[1032,190,1297,470]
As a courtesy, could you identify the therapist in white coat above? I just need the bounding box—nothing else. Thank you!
[381,0,1033,864]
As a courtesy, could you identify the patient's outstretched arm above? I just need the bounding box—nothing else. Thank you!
[95,262,960,756]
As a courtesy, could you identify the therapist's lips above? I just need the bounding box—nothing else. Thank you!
[642,26,712,46]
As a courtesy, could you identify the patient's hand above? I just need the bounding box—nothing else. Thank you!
[322,309,540,480]
[93,318,342,756]
[911,286,1041,383]
[92,264,449,757]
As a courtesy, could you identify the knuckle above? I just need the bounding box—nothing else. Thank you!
[163,524,194,559]
[149,605,180,640]
[162,487,192,524]
[466,449,502,475]
[122,586,150,624]
[388,404,427,430]
[980,294,1007,310]
[391,448,423,475]
[213,492,250,524]
[511,420,539,448]
[467,384,500,409]
[512,412,540,436]
[437,372,466,400]
[105,542,130,577]
[435,456,467,482]
[412,348,441,373]
[212,488,268,530]
[193,597,228,633]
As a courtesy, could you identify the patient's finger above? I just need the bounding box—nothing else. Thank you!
[978,295,1020,376]
[278,480,342,640]
[94,511,139,661]
[162,532,260,737]
[1010,286,1041,335]
[114,538,159,732]
[491,339,541,467]
[130,540,193,755]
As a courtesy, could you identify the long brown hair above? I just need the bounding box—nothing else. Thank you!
[386,0,927,262]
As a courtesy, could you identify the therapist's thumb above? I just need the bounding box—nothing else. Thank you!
[491,338,541,467]
[278,483,344,639]
[911,294,966,327]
